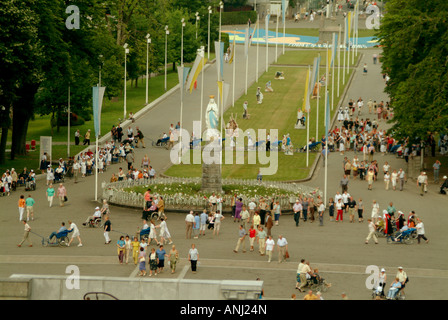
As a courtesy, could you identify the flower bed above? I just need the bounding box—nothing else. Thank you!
[102,177,321,212]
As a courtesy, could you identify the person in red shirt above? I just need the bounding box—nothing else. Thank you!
[248,225,257,252]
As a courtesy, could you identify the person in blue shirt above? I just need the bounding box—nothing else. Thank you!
[193,212,200,239]
[199,210,208,236]
[117,236,125,264]
[49,222,67,241]
[156,245,167,273]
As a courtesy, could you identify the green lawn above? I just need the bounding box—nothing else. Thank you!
[274,49,359,67]
[164,49,357,181]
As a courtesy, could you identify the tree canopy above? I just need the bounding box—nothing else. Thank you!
[377,0,448,140]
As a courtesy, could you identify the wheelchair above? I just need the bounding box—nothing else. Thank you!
[84,217,102,228]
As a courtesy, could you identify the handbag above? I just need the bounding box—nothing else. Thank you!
[285,250,290,259]
[64,196,68,202]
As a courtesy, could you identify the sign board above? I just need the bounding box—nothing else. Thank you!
[40,136,52,167]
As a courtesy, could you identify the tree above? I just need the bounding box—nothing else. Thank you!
[377,0,448,140]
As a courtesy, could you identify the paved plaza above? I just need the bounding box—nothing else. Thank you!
[1,40,447,300]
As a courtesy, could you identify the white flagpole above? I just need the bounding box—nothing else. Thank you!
[282,9,286,54]
[233,31,236,107]
[256,14,259,82]
[266,11,269,72]
[67,85,70,159]
[343,17,346,85]
[245,50,249,95]
[275,14,278,63]
[316,54,320,141]
[338,24,341,97]
[306,65,310,168]
[332,35,335,110]
[95,85,99,202]
[200,48,205,136]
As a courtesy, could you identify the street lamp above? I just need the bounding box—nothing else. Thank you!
[123,43,129,120]
[219,1,224,42]
[145,34,151,105]
[195,12,200,40]
[208,6,212,60]
[165,25,169,91]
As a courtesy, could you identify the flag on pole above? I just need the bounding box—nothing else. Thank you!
[309,56,320,96]
[186,53,207,93]
[347,12,352,48]
[229,33,236,64]
[325,89,330,136]
[330,33,338,67]
[92,86,106,137]
[217,81,230,108]
[249,22,257,46]
[302,67,310,112]
[282,0,288,24]
[214,41,224,79]
[177,66,191,89]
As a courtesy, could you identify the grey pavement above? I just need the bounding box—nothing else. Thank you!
[1,44,448,300]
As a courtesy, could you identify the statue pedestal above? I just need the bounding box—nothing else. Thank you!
[201,162,223,194]
[318,26,340,44]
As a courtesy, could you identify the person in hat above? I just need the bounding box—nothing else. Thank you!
[416,171,428,196]
[83,206,102,226]
[378,268,387,297]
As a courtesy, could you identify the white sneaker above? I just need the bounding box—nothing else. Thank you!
[78,244,83,247]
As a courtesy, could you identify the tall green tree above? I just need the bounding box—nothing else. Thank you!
[377,0,448,140]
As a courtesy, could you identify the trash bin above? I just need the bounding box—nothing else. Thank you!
[31,140,36,150]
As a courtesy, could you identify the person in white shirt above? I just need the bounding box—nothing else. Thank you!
[213,211,224,236]
[415,218,429,244]
[68,220,82,247]
[83,207,102,226]
[185,211,195,239]
[384,171,391,190]
[209,193,217,212]
[295,259,306,289]
[276,235,288,263]
[416,172,428,196]
[318,201,325,226]
[365,219,378,244]
[293,200,302,227]
[264,235,275,263]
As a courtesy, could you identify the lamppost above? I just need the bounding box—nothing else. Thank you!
[195,12,200,39]
[219,1,224,42]
[179,18,186,163]
[208,6,212,60]
[123,43,129,120]
[165,25,169,91]
[145,34,151,105]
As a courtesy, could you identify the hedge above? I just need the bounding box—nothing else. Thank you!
[219,11,257,25]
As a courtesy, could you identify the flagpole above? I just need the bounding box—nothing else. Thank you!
[343,17,346,85]
[200,47,205,136]
[256,14,259,82]
[316,54,320,141]
[95,84,99,202]
[331,34,335,110]
[266,10,269,72]
[179,18,185,164]
[351,9,355,65]
[325,91,328,205]
[282,6,286,54]
[338,24,341,97]
[346,13,350,76]
[67,85,70,159]
[275,14,278,63]
[232,29,236,106]
[306,65,310,168]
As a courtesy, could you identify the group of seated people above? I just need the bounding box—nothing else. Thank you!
[1,167,37,195]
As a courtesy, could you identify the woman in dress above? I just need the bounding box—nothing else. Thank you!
[148,219,160,246]
[148,247,158,276]
[157,217,173,245]
[138,247,147,276]
[234,197,243,223]
[169,244,179,274]
[81,159,87,177]
[391,170,398,191]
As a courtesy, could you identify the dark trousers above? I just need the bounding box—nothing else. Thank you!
[191,260,197,272]
[294,212,300,226]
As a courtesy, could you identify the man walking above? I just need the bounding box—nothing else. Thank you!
[233,225,247,253]
[417,172,428,196]
[25,195,35,221]
[433,160,441,183]
[185,211,195,239]
[398,168,406,191]
[293,199,302,227]
[365,219,378,244]
[276,235,288,263]
[126,149,134,170]
[17,220,32,247]
[135,126,146,148]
